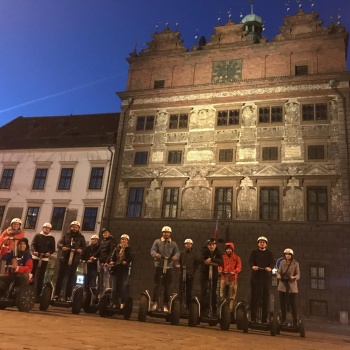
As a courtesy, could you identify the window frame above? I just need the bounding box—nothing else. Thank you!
[168,113,189,130]
[217,143,236,164]
[88,167,105,190]
[134,150,149,166]
[57,167,74,191]
[24,206,40,229]
[305,142,327,161]
[306,185,328,222]
[259,186,280,221]
[216,108,241,128]
[0,168,15,189]
[82,207,98,231]
[136,115,155,132]
[161,187,180,218]
[310,266,327,290]
[32,168,48,190]
[126,187,145,218]
[214,187,234,219]
[51,207,66,231]
[295,64,309,76]
[301,102,329,122]
[154,80,165,89]
[258,105,284,124]
[167,149,183,165]
[0,205,5,227]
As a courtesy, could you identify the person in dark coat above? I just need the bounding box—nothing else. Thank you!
[81,234,100,290]
[31,222,56,299]
[54,221,86,301]
[248,236,275,324]
[200,238,223,316]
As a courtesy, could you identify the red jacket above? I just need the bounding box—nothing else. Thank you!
[220,243,242,282]
[0,228,25,257]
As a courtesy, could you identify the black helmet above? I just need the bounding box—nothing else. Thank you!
[17,238,29,250]
[206,238,216,245]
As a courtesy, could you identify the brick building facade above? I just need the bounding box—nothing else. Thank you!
[104,9,350,320]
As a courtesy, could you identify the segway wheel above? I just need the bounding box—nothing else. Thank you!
[39,286,52,311]
[220,303,231,331]
[270,312,277,336]
[299,316,306,338]
[236,305,248,333]
[16,285,35,312]
[188,301,199,327]
[276,312,281,335]
[170,298,181,325]
[83,289,98,314]
[0,305,6,310]
[138,294,148,322]
[99,293,111,317]
[71,288,83,315]
[123,297,133,320]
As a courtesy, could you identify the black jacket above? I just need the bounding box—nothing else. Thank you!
[109,244,132,271]
[249,248,275,279]
[82,243,100,270]
[31,233,56,255]
[200,246,223,277]
[94,235,116,263]
[57,230,86,264]
[178,249,199,275]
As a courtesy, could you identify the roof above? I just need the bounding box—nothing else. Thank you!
[0,113,120,150]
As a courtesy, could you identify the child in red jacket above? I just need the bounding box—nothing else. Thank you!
[0,218,25,258]
[219,242,242,316]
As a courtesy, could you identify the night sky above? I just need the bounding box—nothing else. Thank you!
[0,0,349,126]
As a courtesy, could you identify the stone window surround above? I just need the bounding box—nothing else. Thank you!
[259,141,281,163]
[304,140,328,161]
[216,142,237,164]
[257,104,284,125]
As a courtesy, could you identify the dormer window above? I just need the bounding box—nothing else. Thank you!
[295,65,308,76]
[154,80,165,89]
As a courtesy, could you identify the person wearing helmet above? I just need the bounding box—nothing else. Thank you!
[219,242,242,320]
[81,234,100,291]
[107,234,132,309]
[93,228,116,293]
[150,226,180,312]
[31,222,56,300]
[54,220,86,301]
[176,238,199,310]
[277,248,300,326]
[200,238,223,317]
[0,218,25,258]
[248,236,275,324]
[0,238,33,296]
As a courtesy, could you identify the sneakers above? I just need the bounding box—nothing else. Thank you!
[163,305,169,313]
[53,295,59,301]
[151,302,158,311]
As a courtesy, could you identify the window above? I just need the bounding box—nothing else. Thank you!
[0,206,5,226]
[51,207,66,230]
[258,106,283,123]
[262,147,279,161]
[162,187,179,218]
[310,266,326,290]
[307,186,328,221]
[214,187,233,219]
[58,168,74,190]
[136,116,155,131]
[260,187,279,220]
[167,150,182,164]
[154,80,165,89]
[134,152,148,166]
[302,103,328,121]
[169,113,188,129]
[24,206,39,229]
[295,65,308,75]
[0,169,14,189]
[310,300,328,316]
[82,207,98,231]
[218,149,234,163]
[88,167,104,189]
[307,145,325,160]
[32,169,48,190]
[217,109,240,126]
[127,187,144,217]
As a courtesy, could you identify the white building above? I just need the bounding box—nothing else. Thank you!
[0,113,119,244]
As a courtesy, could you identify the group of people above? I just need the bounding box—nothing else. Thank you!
[0,218,300,326]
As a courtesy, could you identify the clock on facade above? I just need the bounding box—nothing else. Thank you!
[212,59,242,83]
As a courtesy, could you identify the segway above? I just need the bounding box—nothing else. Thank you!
[235,267,278,336]
[221,270,236,324]
[138,257,180,325]
[188,264,231,330]
[98,262,133,320]
[179,266,189,318]
[39,245,83,314]
[0,238,35,312]
[82,258,100,313]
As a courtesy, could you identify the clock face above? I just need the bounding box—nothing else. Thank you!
[212,59,242,83]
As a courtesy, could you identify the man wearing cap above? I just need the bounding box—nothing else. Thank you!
[249,236,275,324]
[150,226,180,312]
[176,238,199,309]
[200,238,223,316]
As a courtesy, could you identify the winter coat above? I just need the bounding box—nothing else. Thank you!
[31,232,56,262]
[200,246,223,278]
[150,237,180,268]
[81,243,100,270]
[109,244,132,272]
[57,230,86,264]
[249,248,275,280]
[178,249,199,275]
[277,259,300,293]
[220,247,242,282]
[0,227,25,257]
[94,235,116,263]
[1,249,33,275]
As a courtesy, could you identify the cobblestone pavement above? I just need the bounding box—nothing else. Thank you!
[0,307,349,350]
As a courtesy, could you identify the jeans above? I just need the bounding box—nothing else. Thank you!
[55,260,79,298]
[111,266,129,304]
[279,291,297,323]
[153,267,172,304]
[250,273,270,322]
[32,259,48,298]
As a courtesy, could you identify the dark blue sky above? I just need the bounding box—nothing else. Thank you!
[0,0,349,126]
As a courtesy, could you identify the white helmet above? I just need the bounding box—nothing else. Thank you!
[91,234,99,240]
[11,218,22,225]
[121,234,130,240]
[257,236,268,243]
[284,248,294,255]
[161,226,172,233]
[184,238,193,244]
[42,223,52,229]
[70,221,81,227]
